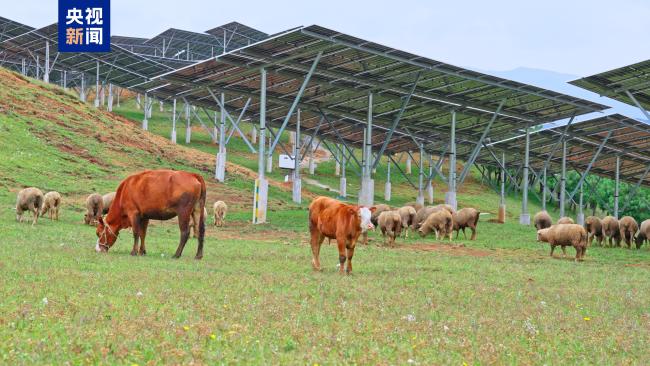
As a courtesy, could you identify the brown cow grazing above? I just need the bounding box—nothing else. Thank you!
[533,211,552,230]
[619,216,639,249]
[308,196,375,274]
[397,206,417,238]
[41,191,62,220]
[84,193,103,225]
[378,210,402,246]
[635,219,650,249]
[584,216,603,246]
[557,217,575,225]
[601,216,620,247]
[16,187,44,225]
[95,170,206,260]
[102,192,116,215]
[537,224,588,261]
[453,208,480,240]
[418,210,453,241]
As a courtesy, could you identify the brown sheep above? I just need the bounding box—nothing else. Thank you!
[397,206,417,238]
[405,201,423,212]
[213,201,228,227]
[413,206,438,231]
[635,219,650,249]
[601,216,620,247]
[84,193,103,225]
[41,191,62,220]
[16,187,44,226]
[452,208,480,240]
[432,204,456,215]
[533,211,552,230]
[102,192,116,215]
[536,224,588,261]
[557,217,574,225]
[378,210,402,246]
[618,216,639,249]
[361,203,391,245]
[418,210,453,241]
[584,216,603,246]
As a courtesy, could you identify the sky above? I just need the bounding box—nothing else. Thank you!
[4,0,650,76]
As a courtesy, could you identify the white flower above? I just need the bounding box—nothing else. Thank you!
[136,291,143,297]
[42,297,48,305]
[404,314,416,322]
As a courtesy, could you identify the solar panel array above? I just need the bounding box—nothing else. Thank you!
[570,60,650,112]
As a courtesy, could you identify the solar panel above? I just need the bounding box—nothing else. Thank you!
[205,22,268,51]
[482,114,650,186]
[153,25,607,155]
[570,60,650,112]
[145,28,222,61]
[0,16,34,43]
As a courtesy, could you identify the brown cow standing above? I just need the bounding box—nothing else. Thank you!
[95,170,207,259]
[308,196,375,274]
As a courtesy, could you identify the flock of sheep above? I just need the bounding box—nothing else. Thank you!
[534,210,649,261]
[15,187,229,229]
[367,202,481,246]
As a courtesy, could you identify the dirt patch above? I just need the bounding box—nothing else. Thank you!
[394,242,493,257]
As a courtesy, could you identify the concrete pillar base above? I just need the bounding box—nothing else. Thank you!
[427,183,434,204]
[406,154,412,174]
[171,130,177,144]
[266,155,272,173]
[445,191,457,210]
[335,161,341,176]
[215,152,226,182]
[142,119,148,131]
[212,127,218,144]
[577,213,585,226]
[498,204,506,224]
[339,177,347,198]
[309,159,315,175]
[519,213,531,225]
[251,127,257,144]
[292,178,301,204]
[384,182,391,201]
[253,178,268,224]
[359,178,374,206]
[416,191,425,206]
[185,126,192,144]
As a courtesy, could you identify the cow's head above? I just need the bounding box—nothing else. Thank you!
[95,216,118,252]
[356,206,375,232]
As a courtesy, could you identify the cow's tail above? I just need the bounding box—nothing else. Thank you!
[196,174,207,259]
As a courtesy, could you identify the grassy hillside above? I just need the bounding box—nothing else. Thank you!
[2,68,650,365]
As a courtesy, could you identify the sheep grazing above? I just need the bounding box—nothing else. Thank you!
[378,210,402,246]
[190,206,208,238]
[213,201,228,227]
[536,224,588,261]
[452,207,480,240]
[405,201,424,212]
[41,191,62,220]
[601,216,621,247]
[635,219,650,249]
[418,209,453,241]
[432,204,456,215]
[370,204,391,227]
[102,192,116,215]
[84,193,103,225]
[557,217,574,225]
[16,187,44,226]
[584,216,603,246]
[397,206,417,238]
[618,216,639,249]
[413,206,437,231]
[533,211,552,230]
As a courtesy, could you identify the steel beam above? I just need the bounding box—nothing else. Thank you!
[559,140,567,217]
[253,68,268,224]
[624,89,650,121]
[567,130,613,202]
[614,155,620,218]
[520,126,531,225]
[445,111,457,210]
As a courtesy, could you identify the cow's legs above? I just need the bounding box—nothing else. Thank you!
[173,210,192,258]
[131,216,141,256]
[139,219,149,255]
[310,231,324,271]
[345,243,356,274]
[336,238,346,274]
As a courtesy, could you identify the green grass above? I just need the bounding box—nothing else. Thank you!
[2,68,650,365]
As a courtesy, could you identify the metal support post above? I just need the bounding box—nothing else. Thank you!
[359,92,375,206]
[253,68,269,224]
[94,61,99,108]
[44,41,49,83]
[559,140,567,217]
[107,84,113,112]
[417,145,425,205]
[385,156,391,201]
[520,126,531,225]
[427,153,434,204]
[142,93,148,130]
[185,103,191,144]
[614,155,620,218]
[577,185,585,226]
[498,152,506,223]
[215,93,227,182]
[292,109,302,204]
[171,99,177,144]
[445,111,458,210]
[340,146,347,198]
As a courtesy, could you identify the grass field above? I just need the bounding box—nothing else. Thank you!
[2,68,650,365]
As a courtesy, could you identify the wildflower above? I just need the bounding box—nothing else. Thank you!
[183,326,190,331]
[136,291,143,297]
[583,317,590,321]
[42,297,48,305]
[210,334,216,340]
